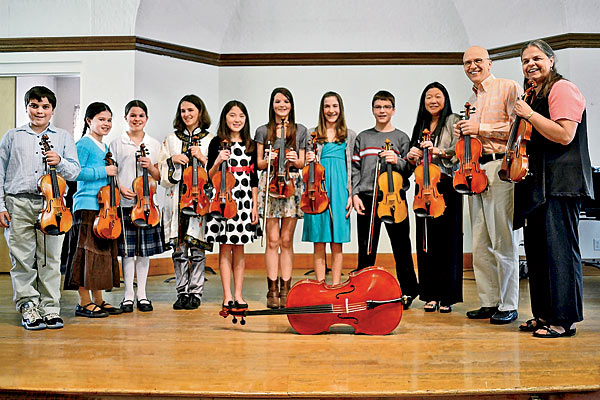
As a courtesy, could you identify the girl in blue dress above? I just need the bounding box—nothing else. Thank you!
[303,92,356,285]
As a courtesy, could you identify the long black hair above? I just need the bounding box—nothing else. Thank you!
[216,100,255,153]
[410,82,453,147]
[82,102,112,136]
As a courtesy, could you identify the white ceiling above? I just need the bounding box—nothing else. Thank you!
[2,0,599,53]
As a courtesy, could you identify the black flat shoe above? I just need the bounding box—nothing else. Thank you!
[490,310,518,324]
[120,299,134,313]
[439,304,452,313]
[533,325,576,338]
[137,299,153,312]
[76,303,109,318]
[173,294,189,310]
[234,300,248,309]
[100,301,123,315]
[466,306,498,319]
[403,296,413,310]
[423,301,438,312]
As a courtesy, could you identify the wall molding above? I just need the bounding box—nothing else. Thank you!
[0,33,599,67]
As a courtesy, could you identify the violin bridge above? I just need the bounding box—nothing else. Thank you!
[345,298,349,314]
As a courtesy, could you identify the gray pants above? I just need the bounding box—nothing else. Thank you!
[172,242,205,296]
[4,195,64,315]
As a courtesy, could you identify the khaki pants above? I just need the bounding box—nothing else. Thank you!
[4,195,64,315]
[468,160,519,311]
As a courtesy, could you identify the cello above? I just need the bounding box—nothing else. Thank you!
[36,134,72,235]
[130,143,160,228]
[300,132,329,214]
[268,120,295,199]
[179,134,210,216]
[453,102,488,195]
[209,142,237,219]
[93,152,122,240]
[413,129,446,218]
[377,139,407,224]
[219,266,410,335]
[498,81,537,183]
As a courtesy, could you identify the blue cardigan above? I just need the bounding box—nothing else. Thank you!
[73,136,109,212]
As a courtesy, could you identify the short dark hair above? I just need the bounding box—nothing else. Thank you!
[25,86,57,109]
[372,90,395,108]
[125,99,148,116]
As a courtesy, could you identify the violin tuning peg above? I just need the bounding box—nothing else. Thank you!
[232,316,238,324]
[240,317,246,326]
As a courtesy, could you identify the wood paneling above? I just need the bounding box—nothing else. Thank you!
[1,33,599,66]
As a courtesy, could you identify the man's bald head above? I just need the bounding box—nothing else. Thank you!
[463,46,493,86]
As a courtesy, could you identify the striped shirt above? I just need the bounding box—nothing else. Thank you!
[468,74,523,154]
[0,123,80,212]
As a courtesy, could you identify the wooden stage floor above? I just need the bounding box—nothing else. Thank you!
[0,265,599,400]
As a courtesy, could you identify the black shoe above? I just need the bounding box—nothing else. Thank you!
[137,299,153,312]
[439,304,453,314]
[402,296,414,310]
[173,294,189,310]
[186,294,201,309]
[490,310,518,324]
[234,300,248,309]
[75,303,109,318]
[120,299,134,313]
[100,301,123,315]
[222,301,234,310]
[466,306,498,319]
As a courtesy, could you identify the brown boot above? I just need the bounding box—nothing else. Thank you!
[266,278,279,309]
[279,277,292,308]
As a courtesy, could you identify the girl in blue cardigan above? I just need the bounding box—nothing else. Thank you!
[63,102,122,318]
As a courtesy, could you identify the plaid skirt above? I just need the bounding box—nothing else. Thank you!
[63,210,120,291]
[118,207,165,258]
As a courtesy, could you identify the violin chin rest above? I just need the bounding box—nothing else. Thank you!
[181,208,198,217]
[132,219,149,228]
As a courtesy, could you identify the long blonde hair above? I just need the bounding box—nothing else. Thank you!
[315,91,347,143]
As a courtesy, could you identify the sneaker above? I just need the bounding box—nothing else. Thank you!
[173,294,189,310]
[20,302,46,330]
[185,294,201,309]
[44,313,64,329]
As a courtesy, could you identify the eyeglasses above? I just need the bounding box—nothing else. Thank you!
[463,58,489,67]
[373,105,394,110]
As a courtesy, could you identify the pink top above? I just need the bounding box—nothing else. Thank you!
[548,80,586,123]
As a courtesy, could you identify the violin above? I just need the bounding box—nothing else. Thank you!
[209,142,237,219]
[219,266,410,335]
[453,102,488,195]
[376,139,407,224]
[179,134,210,216]
[413,129,446,218]
[93,152,122,240]
[300,132,329,214]
[36,134,72,235]
[268,121,295,199]
[498,81,537,183]
[130,143,160,228]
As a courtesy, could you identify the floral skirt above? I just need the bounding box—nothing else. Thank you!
[257,171,304,219]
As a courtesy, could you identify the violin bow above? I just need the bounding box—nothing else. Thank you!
[367,156,381,255]
[261,140,272,247]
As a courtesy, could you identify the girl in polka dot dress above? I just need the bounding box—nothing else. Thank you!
[205,100,258,309]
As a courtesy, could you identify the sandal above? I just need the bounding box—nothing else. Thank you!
[519,318,545,332]
[533,325,576,338]
[75,302,109,318]
[439,304,452,313]
[423,301,438,312]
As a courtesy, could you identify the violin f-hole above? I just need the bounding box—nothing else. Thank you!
[336,284,356,299]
